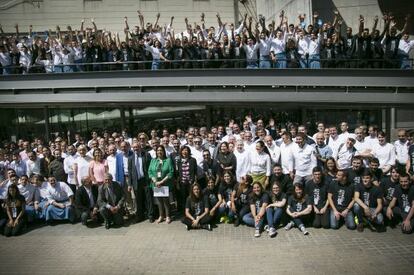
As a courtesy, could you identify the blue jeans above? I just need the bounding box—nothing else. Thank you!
[400,54,411,69]
[53,65,63,73]
[152,59,161,70]
[274,53,287,68]
[266,207,283,228]
[74,59,84,72]
[330,209,356,229]
[242,212,264,230]
[259,56,271,68]
[299,56,308,68]
[354,203,384,225]
[309,54,321,69]
[246,60,258,69]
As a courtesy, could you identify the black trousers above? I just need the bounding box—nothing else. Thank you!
[182,215,211,228]
[99,207,124,225]
[177,184,191,214]
[313,211,330,229]
[134,179,154,220]
[4,219,25,237]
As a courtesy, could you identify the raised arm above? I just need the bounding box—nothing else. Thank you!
[358,15,364,37]
[91,18,97,33]
[153,12,160,31]
[400,14,411,35]
[137,10,145,30]
[371,15,379,36]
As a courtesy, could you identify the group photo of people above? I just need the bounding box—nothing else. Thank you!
[0,8,413,74]
[0,116,413,238]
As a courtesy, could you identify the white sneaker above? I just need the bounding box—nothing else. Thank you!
[284,221,294,231]
[254,229,261,237]
[264,225,269,232]
[300,226,309,235]
[269,227,277,237]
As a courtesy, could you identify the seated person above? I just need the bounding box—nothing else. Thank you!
[43,176,75,224]
[18,175,39,223]
[386,173,414,234]
[285,182,313,235]
[31,174,48,220]
[354,171,384,232]
[4,184,26,237]
[305,167,330,229]
[97,173,125,229]
[242,182,269,238]
[328,170,356,230]
[182,183,212,231]
[266,181,287,237]
[230,175,252,227]
[75,176,99,226]
[203,177,222,224]
[217,172,236,223]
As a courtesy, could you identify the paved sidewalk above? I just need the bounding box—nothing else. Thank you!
[0,220,413,275]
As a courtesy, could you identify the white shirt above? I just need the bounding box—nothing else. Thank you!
[249,151,271,176]
[26,158,41,177]
[398,39,414,55]
[244,43,260,61]
[107,155,117,180]
[0,180,12,199]
[364,136,379,148]
[267,143,281,164]
[19,51,32,68]
[18,183,38,205]
[372,143,396,169]
[258,37,272,56]
[338,132,355,142]
[191,147,204,177]
[45,181,73,204]
[308,35,321,55]
[280,142,295,174]
[328,135,343,158]
[296,36,309,55]
[393,140,409,165]
[122,153,129,175]
[63,153,78,185]
[271,32,288,54]
[74,156,92,185]
[145,44,162,60]
[37,182,49,201]
[292,143,317,177]
[0,52,11,66]
[234,149,250,182]
[336,144,355,170]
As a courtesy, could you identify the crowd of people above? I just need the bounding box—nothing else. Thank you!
[0,116,414,238]
[0,10,413,74]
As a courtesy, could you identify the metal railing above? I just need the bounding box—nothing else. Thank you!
[1,58,413,75]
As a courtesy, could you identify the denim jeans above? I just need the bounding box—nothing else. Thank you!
[152,59,161,70]
[330,209,356,229]
[299,56,308,68]
[274,53,287,68]
[246,60,258,69]
[266,207,283,228]
[353,203,384,225]
[309,54,321,69]
[242,212,264,230]
[259,56,271,68]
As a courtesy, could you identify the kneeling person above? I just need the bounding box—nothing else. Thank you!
[76,176,99,226]
[97,173,125,229]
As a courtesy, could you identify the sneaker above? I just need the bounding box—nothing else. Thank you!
[234,218,240,227]
[254,229,261,238]
[357,223,364,232]
[284,221,294,231]
[220,216,228,223]
[300,226,309,235]
[269,227,277,238]
[185,225,190,231]
[264,225,269,232]
[202,224,212,231]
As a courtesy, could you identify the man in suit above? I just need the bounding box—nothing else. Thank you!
[127,141,153,223]
[97,173,125,229]
[75,176,98,226]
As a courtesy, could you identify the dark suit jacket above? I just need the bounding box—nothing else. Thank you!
[176,157,198,184]
[127,150,151,190]
[75,185,98,211]
[97,182,125,209]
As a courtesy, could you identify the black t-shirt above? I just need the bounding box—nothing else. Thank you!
[249,192,269,213]
[347,167,364,188]
[269,191,287,205]
[203,187,219,209]
[356,184,383,208]
[233,183,252,206]
[185,196,209,217]
[393,185,414,214]
[328,180,354,212]
[268,174,293,195]
[305,180,328,209]
[288,195,312,213]
[219,182,235,202]
[380,177,399,205]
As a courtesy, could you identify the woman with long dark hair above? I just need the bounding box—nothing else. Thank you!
[182,184,212,231]
[285,183,313,235]
[218,171,236,223]
[324,157,338,183]
[266,181,287,237]
[176,146,198,212]
[230,175,252,227]
[242,182,269,237]
[4,184,26,237]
